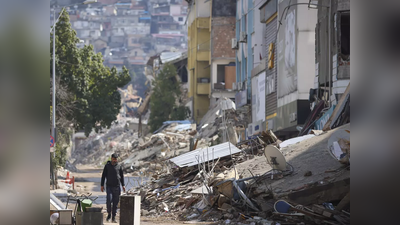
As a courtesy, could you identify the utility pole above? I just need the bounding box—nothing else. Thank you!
[50,0,97,190]
[51,6,56,190]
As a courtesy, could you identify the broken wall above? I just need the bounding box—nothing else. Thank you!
[211,17,236,59]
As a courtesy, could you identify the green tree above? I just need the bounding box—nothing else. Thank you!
[123,58,136,81]
[148,63,190,132]
[50,10,130,137]
[171,105,191,121]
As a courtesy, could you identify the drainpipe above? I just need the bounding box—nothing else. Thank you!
[328,0,332,108]
[210,17,214,101]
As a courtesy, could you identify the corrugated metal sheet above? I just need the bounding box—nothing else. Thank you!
[169,142,241,167]
[265,16,277,118]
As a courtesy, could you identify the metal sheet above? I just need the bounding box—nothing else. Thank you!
[169,142,241,167]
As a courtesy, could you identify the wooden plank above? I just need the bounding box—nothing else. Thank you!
[335,192,350,211]
[323,83,350,131]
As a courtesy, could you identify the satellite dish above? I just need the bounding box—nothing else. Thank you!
[264,146,287,171]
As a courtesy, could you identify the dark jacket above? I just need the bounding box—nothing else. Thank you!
[101,161,125,187]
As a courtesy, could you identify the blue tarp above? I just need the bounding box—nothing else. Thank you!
[173,124,192,131]
[153,120,192,134]
[162,120,191,125]
[140,17,151,20]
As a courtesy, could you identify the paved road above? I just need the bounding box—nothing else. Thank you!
[53,166,218,225]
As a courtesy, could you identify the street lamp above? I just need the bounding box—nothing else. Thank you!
[50,0,97,190]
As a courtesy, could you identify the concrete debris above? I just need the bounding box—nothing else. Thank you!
[69,98,350,224]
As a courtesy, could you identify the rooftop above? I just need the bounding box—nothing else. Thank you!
[152,33,184,38]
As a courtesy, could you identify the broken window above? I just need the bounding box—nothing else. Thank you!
[217,65,226,84]
[339,12,350,58]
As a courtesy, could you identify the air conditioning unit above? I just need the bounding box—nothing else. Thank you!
[232,82,237,90]
[231,38,238,49]
[239,31,247,43]
[237,82,243,91]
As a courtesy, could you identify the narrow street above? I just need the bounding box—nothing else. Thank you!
[49,0,351,224]
[54,165,216,225]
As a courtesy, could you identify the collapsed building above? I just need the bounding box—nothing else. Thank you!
[66,95,350,224]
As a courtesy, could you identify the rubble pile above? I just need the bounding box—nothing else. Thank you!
[71,119,200,170]
[196,98,250,144]
[124,125,350,225]
[69,97,350,224]
[71,120,137,167]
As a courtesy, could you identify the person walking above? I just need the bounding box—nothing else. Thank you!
[101,153,126,223]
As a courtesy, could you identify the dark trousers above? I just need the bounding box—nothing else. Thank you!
[106,186,121,217]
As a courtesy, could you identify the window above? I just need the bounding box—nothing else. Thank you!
[244,58,247,80]
[178,17,183,21]
[134,51,137,56]
[253,11,255,31]
[237,61,241,82]
[244,15,247,33]
[198,78,210,83]
[217,65,226,83]
[340,12,350,57]
[252,47,254,66]
[260,0,277,23]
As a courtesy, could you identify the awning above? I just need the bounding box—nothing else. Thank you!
[169,142,241,167]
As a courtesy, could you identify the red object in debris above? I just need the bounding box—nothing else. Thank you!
[60,172,75,190]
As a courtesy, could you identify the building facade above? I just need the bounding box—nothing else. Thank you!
[209,0,237,106]
[314,0,350,107]
[260,0,278,132]
[186,0,211,123]
[274,0,317,138]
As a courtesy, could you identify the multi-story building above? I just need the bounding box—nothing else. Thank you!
[235,0,267,136]
[186,0,211,123]
[313,0,350,108]
[248,0,269,135]
[72,20,103,45]
[272,0,317,139]
[152,33,186,52]
[259,0,278,133]
[209,0,237,106]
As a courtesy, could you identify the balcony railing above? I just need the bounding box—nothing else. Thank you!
[197,83,210,95]
[197,42,210,52]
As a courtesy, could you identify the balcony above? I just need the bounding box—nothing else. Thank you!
[197,83,210,95]
[197,42,210,61]
[197,17,210,29]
